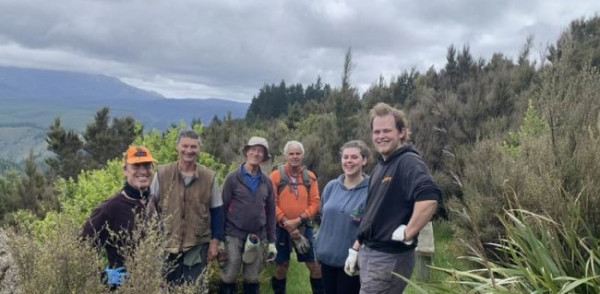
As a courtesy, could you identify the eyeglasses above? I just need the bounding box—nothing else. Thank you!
[131,162,153,170]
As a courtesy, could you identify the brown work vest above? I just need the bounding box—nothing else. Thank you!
[157,162,215,253]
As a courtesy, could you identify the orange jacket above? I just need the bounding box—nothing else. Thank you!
[270,163,320,222]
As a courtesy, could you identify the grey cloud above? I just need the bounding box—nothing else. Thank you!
[0,0,598,100]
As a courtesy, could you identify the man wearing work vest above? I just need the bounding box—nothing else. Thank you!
[150,130,224,287]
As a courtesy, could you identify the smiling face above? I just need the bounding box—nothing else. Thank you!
[176,136,199,164]
[245,145,266,166]
[372,114,406,159]
[341,147,366,178]
[123,162,154,189]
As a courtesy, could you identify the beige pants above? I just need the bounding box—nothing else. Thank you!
[220,235,264,283]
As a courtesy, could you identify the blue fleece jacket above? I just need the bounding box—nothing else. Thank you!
[314,174,369,267]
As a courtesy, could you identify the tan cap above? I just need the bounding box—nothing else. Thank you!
[243,136,270,162]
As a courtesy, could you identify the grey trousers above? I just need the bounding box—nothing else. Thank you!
[358,246,416,294]
[220,235,264,283]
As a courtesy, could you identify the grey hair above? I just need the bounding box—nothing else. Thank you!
[283,140,304,155]
[176,129,200,144]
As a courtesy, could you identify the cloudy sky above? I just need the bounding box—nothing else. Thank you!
[0,1,598,102]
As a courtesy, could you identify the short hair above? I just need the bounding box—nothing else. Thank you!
[369,102,409,143]
[176,129,200,145]
[283,140,304,155]
[340,140,370,162]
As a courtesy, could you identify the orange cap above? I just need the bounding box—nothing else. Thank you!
[123,145,157,164]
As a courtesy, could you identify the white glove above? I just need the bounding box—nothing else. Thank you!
[267,243,277,262]
[391,224,414,245]
[344,248,359,276]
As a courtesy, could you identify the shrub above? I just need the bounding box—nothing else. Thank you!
[9,213,211,294]
[405,203,600,293]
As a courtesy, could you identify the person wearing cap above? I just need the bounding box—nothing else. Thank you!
[218,136,277,294]
[270,140,322,294]
[149,130,224,286]
[81,145,158,289]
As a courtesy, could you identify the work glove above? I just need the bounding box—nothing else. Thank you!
[344,248,359,276]
[267,243,277,262]
[292,234,311,254]
[217,242,228,268]
[242,234,260,264]
[104,266,128,286]
[391,224,414,245]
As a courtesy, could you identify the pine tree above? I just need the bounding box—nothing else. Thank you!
[45,117,85,180]
[17,149,57,217]
[83,107,138,169]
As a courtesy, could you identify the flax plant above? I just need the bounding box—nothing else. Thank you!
[402,198,600,293]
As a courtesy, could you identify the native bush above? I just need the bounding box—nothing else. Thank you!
[7,122,229,293]
[451,35,600,259]
[403,201,600,293]
[8,215,106,294]
[9,212,211,293]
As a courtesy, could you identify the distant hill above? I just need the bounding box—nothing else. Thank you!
[0,66,249,165]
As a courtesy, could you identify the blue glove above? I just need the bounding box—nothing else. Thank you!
[104,266,128,286]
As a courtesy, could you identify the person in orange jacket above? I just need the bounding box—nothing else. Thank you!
[270,140,323,294]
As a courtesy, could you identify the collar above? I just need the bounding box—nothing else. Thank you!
[241,163,261,178]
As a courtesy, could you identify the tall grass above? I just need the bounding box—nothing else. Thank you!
[404,200,600,293]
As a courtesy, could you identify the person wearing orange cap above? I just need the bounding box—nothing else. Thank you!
[81,145,158,289]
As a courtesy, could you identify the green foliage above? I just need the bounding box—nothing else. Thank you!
[0,157,20,173]
[407,206,600,293]
[46,107,138,180]
[56,159,124,227]
[449,40,600,262]
[549,15,600,70]
[8,215,107,294]
[83,106,139,170]
[246,77,331,122]
[6,13,600,294]
[502,99,547,157]
[362,70,419,110]
[0,169,20,220]
[0,150,57,224]
[9,213,208,294]
[135,122,230,182]
[328,49,362,146]
[45,117,85,180]
[202,115,249,166]
[30,122,230,236]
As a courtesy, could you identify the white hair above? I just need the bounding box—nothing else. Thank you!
[283,140,304,155]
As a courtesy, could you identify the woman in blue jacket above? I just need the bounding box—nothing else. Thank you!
[314,140,370,294]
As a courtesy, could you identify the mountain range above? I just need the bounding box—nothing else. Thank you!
[0,66,249,165]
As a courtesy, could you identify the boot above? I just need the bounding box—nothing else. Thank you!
[243,282,259,294]
[271,277,286,294]
[310,278,324,294]
[218,280,237,294]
